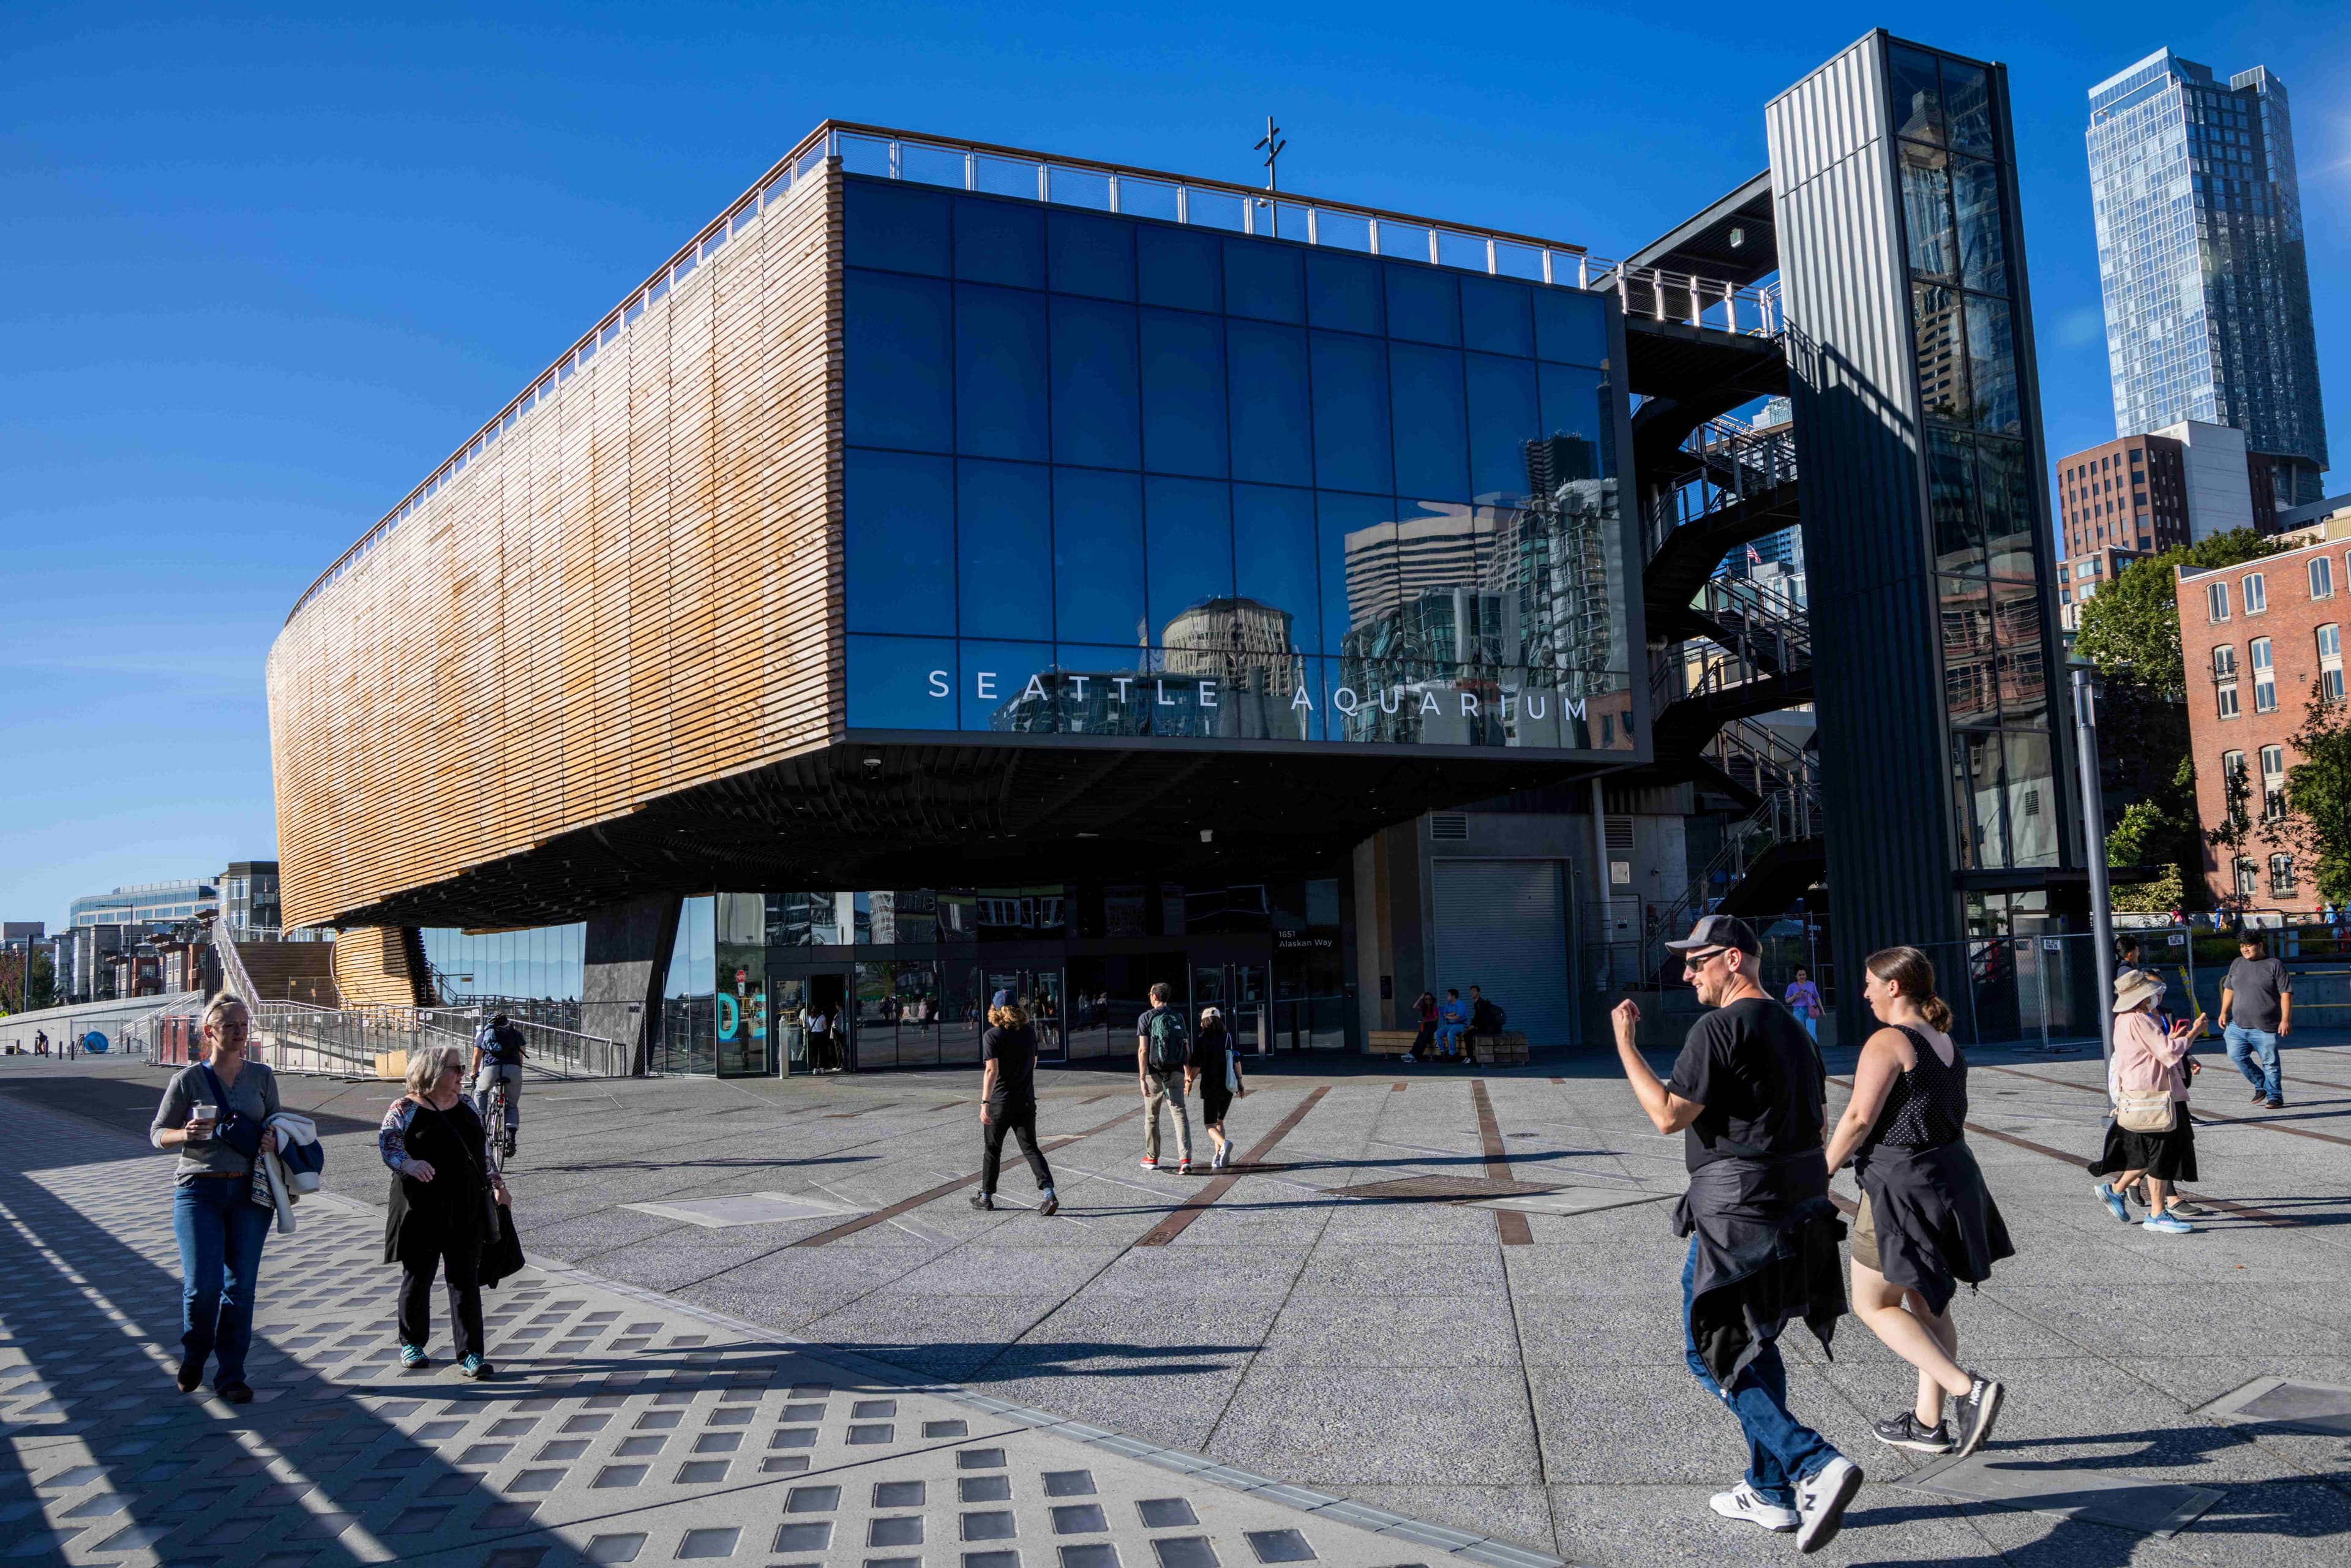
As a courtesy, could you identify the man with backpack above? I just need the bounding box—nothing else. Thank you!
[1136,981,1195,1173]
[1468,986,1504,1064]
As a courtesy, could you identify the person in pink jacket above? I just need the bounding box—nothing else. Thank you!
[2087,969,2205,1234]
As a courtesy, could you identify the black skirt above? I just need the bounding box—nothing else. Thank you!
[2088,1111,2199,1183]
[1855,1141,2014,1316]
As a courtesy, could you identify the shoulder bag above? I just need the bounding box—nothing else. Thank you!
[198,1064,266,1159]
[2113,1084,2177,1133]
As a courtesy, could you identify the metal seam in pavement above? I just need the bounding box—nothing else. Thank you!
[1471,1080,1534,1245]
[1134,1086,1330,1247]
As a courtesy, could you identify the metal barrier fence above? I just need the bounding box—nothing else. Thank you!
[237,1002,634,1081]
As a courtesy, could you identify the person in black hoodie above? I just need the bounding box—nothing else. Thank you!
[972,992,1060,1215]
[380,1046,515,1378]
[1612,914,1859,1555]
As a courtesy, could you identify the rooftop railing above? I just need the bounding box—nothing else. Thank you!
[287,119,1780,625]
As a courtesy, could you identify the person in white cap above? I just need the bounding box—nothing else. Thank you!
[1613,913,1861,1555]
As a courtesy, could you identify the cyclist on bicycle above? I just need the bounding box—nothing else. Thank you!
[470,1013,527,1157]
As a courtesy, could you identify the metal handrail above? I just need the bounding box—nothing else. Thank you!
[209,921,260,1008]
[1647,426,1800,555]
[245,1000,632,1081]
[286,117,1783,626]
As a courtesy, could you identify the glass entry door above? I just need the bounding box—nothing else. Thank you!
[1193,962,1270,1053]
[1272,949,1346,1049]
[773,977,809,1075]
[985,967,1065,1062]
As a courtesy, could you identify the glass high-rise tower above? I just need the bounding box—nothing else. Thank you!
[2088,51,2327,508]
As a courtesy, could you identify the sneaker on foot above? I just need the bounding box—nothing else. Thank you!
[399,1344,430,1370]
[216,1381,254,1405]
[1400,1054,1415,1063]
[175,1358,203,1394]
[969,1191,994,1210]
[2124,1181,2149,1210]
[459,1354,492,1380]
[1871,1411,1953,1454]
[1949,1375,2004,1457]
[2252,1089,2270,1104]
[1707,1480,1798,1533]
[1139,1157,1160,1170]
[1178,1159,1194,1175]
[1038,1191,1059,1217]
[2143,1212,2195,1234]
[1794,1456,1862,1555]
[2093,1180,2130,1223]
[2267,1098,2286,1109]
[2167,1199,2209,1218]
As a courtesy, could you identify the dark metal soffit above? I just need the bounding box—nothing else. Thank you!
[1624,173,1777,288]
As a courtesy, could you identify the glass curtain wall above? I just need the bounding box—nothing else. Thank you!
[652,896,717,1075]
[838,179,1630,751]
[418,923,587,1029]
[1888,42,2061,872]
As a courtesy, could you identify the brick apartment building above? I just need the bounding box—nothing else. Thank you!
[2056,434,2193,626]
[2180,525,2351,913]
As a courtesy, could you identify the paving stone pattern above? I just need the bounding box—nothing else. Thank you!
[0,1098,1552,1568]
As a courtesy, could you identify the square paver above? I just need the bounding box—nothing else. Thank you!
[924,1419,969,1438]
[1155,1541,1220,1568]
[1053,1504,1110,1534]
[786,1484,841,1512]
[772,1521,833,1553]
[1044,1471,1097,1496]
[869,1516,924,1547]
[848,1424,894,1444]
[875,1480,926,1507]
[593,1465,648,1488]
[963,1510,1018,1541]
[962,1476,1013,1503]
[676,1460,729,1483]
[961,1448,1007,1469]
[1138,1499,1197,1528]
[677,1525,739,1558]
[1243,1531,1315,1564]
[1062,1546,1122,1568]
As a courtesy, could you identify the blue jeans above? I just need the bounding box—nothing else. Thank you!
[2224,1024,2282,1101]
[1682,1237,1839,1508]
[172,1177,272,1386]
[1433,1024,1465,1053]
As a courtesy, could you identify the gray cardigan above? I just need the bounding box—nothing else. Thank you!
[150,1060,282,1184]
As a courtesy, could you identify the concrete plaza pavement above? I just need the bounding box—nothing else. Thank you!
[2,1029,2349,1565]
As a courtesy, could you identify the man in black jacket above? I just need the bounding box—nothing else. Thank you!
[1612,914,1859,1555]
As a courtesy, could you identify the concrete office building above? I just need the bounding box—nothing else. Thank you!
[218,861,281,936]
[2088,50,2328,509]
[270,31,2080,1067]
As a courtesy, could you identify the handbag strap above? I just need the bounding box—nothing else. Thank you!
[198,1061,234,1116]
[416,1101,490,1186]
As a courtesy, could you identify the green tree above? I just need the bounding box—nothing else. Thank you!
[2281,685,2351,906]
[2074,528,2279,909]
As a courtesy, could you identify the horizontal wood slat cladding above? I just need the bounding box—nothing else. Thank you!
[269,167,845,929]
[330,926,426,1008]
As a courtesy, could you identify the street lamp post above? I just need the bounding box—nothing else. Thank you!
[2074,668,2117,1062]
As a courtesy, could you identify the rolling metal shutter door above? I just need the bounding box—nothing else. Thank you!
[1431,859,1570,1046]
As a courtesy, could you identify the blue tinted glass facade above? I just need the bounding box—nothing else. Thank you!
[840,178,1630,751]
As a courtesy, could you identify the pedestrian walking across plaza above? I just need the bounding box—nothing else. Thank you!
[2089,969,2204,1235]
[972,991,1059,1214]
[1191,1005,1246,1169]
[1613,913,1861,1555]
[1823,947,2012,1459]
[148,994,282,1405]
[2219,932,2290,1109]
[381,1045,519,1377]
[1137,981,1195,1172]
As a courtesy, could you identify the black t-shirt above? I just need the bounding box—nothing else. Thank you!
[1665,996,1826,1172]
[981,1024,1038,1103]
[1191,1023,1231,1076]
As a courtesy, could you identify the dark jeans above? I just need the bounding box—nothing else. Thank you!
[172,1176,272,1386]
[399,1248,486,1361]
[1681,1237,1839,1508]
[981,1100,1054,1195]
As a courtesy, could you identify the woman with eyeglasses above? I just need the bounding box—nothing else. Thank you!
[150,995,282,1403]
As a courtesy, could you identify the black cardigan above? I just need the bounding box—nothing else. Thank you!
[382,1098,523,1283]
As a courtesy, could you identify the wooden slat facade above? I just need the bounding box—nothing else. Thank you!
[270,167,845,930]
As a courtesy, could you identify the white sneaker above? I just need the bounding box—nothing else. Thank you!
[1400,1054,1415,1063]
[1708,1481,1798,1534]
[1794,1456,1862,1555]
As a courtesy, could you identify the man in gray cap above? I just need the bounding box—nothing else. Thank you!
[1613,913,1859,1554]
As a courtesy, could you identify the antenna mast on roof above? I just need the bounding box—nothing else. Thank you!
[1254,115,1288,238]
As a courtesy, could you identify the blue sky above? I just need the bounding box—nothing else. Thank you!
[2,0,2346,930]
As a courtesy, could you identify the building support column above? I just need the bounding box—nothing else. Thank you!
[582,895,681,1076]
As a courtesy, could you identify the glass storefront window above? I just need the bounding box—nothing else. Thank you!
[654,895,716,1075]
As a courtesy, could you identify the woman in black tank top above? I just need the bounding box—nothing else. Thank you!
[1823,947,2015,1461]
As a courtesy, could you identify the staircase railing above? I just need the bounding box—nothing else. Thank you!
[1651,573,1813,716]
[209,921,260,1008]
[1648,771,1823,955]
[1645,425,1799,557]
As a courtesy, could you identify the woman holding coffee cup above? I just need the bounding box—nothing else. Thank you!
[149,994,281,1403]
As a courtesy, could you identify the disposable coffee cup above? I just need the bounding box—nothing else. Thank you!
[189,1103,216,1141]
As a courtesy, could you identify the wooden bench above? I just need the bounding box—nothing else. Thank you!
[1367,1030,1419,1056]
